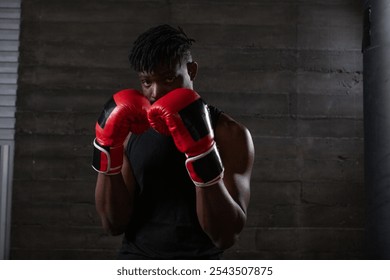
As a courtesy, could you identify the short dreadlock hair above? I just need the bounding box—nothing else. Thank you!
[129,24,195,73]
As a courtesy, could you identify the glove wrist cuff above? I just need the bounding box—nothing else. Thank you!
[185,143,224,187]
[92,138,123,175]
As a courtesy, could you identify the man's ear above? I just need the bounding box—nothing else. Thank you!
[187,61,198,81]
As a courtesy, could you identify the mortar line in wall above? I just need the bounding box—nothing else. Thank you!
[244,226,365,231]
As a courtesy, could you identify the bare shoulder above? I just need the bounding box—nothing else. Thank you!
[215,113,254,155]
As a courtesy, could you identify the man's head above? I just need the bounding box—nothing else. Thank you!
[129,24,198,102]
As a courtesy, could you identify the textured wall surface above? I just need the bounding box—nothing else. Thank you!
[0,0,20,260]
[11,0,364,259]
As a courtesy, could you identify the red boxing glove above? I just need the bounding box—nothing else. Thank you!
[148,88,224,187]
[92,89,150,175]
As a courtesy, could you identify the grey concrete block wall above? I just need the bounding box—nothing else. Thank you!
[11,0,364,259]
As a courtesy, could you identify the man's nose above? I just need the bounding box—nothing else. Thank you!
[151,83,166,100]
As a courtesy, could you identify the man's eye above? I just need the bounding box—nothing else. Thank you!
[141,80,151,87]
[165,76,176,83]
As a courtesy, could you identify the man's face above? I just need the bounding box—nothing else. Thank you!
[138,61,196,104]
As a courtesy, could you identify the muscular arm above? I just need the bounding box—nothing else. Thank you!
[196,113,254,249]
[95,139,136,235]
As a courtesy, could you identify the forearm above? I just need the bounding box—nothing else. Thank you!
[196,183,246,249]
[95,173,133,235]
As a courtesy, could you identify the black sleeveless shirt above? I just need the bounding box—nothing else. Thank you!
[119,105,223,259]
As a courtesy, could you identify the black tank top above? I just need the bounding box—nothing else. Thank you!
[119,105,223,259]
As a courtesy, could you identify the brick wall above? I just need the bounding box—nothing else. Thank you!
[11,0,364,259]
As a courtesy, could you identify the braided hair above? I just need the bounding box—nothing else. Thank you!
[129,24,195,73]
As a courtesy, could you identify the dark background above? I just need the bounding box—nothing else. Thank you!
[11,0,364,259]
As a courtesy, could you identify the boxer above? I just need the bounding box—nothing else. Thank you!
[93,24,254,259]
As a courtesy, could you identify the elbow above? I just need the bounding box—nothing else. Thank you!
[105,226,125,236]
[212,219,246,250]
[101,219,126,236]
[96,207,130,236]
[210,230,241,250]
[213,235,238,250]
